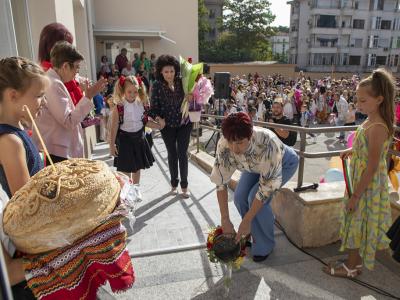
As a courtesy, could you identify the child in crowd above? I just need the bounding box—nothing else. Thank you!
[109,75,160,184]
[248,106,257,122]
[345,103,356,126]
[300,104,316,143]
[0,56,48,298]
[325,69,395,277]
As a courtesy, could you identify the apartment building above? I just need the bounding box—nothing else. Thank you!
[288,0,400,73]
[204,0,224,41]
[1,0,198,80]
[269,32,290,62]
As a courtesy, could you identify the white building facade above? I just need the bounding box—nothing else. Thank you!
[288,0,400,73]
[270,33,290,62]
[204,0,224,41]
[0,0,198,80]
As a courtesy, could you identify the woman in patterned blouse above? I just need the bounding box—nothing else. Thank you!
[210,112,299,262]
[148,55,192,198]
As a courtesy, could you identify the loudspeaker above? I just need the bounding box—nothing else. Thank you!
[203,63,210,74]
[214,72,231,99]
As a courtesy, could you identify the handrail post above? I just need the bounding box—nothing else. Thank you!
[297,131,306,188]
[196,122,200,153]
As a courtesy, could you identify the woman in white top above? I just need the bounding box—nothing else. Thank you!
[109,75,161,183]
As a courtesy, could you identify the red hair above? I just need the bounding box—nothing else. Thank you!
[221,112,253,141]
[38,23,74,62]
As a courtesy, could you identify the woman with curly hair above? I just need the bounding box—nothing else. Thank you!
[148,55,192,198]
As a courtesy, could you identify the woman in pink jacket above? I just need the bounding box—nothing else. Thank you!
[34,41,106,162]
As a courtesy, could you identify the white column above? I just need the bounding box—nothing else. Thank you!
[0,0,18,57]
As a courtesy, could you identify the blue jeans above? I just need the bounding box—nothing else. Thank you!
[233,146,299,256]
[336,118,345,139]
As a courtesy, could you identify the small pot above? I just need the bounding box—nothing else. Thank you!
[188,111,201,122]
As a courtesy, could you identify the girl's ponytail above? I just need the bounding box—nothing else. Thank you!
[113,76,126,104]
[359,68,395,136]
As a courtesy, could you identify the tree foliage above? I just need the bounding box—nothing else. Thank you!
[198,0,210,43]
[199,0,276,63]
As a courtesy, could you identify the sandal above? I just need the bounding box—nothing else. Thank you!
[170,187,178,195]
[181,188,190,199]
[323,262,359,278]
[333,259,362,274]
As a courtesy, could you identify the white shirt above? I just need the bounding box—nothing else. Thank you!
[120,99,145,133]
[283,101,294,120]
[257,102,266,120]
[121,67,136,77]
[337,97,349,121]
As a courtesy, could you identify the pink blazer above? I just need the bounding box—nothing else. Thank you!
[34,68,93,159]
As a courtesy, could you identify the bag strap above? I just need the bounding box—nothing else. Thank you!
[117,104,124,125]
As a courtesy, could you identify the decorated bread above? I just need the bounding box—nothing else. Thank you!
[2,159,120,254]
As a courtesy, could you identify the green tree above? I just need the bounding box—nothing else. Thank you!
[271,26,290,34]
[223,0,275,59]
[198,0,210,43]
[199,0,276,63]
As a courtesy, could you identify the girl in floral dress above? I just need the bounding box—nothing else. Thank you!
[324,69,395,278]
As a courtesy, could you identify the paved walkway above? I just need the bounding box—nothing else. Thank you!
[93,135,400,300]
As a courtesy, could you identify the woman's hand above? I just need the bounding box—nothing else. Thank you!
[235,217,251,243]
[84,78,108,99]
[340,148,353,160]
[221,217,235,235]
[156,117,166,130]
[186,93,194,101]
[110,144,118,156]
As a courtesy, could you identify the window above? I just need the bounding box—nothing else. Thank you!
[349,56,361,65]
[355,1,359,9]
[354,38,363,47]
[317,15,337,28]
[367,54,377,66]
[376,56,387,65]
[342,53,349,65]
[381,20,391,29]
[393,18,400,30]
[353,19,365,29]
[375,17,382,29]
[378,0,384,10]
[397,37,400,48]
[209,9,215,19]
[313,53,336,65]
[368,35,379,48]
[395,55,399,66]
[209,28,216,38]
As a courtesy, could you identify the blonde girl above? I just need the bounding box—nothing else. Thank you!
[324,69,395,278]
[0,56,48,295]
[110,75,161,184]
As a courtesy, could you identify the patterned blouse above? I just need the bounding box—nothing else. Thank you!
[210,126,285,203]
[149,79,189,128]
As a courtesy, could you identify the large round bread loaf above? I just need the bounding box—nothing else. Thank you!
[2,159,120,254]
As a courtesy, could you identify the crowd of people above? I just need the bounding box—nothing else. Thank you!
[205,71,400,146]
[0,20,399,299]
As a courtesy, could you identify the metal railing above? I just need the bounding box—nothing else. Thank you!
[195,114,400,189]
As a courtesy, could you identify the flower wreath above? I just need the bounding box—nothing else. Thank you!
[206,226,247,269]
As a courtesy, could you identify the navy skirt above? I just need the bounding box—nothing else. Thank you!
[114,129,154,173]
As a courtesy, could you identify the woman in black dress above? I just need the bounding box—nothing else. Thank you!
[148,55,192,198]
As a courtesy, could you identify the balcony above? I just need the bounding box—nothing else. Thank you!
[310,27,340,35]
